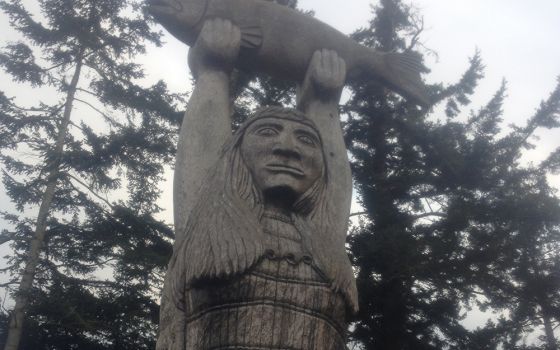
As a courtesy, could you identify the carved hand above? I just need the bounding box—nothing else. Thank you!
[297,49,347,108]
[188,18,242,78]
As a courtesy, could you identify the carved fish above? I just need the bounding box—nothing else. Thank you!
[147,0,430,106]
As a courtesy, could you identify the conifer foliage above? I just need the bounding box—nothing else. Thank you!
[0,0,181,349]
[344,1,560,349]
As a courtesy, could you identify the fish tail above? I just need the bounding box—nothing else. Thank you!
[378,51,431,107]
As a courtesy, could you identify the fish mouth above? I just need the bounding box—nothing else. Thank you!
[147,0,183,13]
[266,164,305,177]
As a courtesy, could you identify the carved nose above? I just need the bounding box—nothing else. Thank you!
[272,135,301,160]
[272,147,301,160]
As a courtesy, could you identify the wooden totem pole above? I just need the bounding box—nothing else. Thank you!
[148,0,428,349]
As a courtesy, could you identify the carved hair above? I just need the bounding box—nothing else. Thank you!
[167,106,357,312]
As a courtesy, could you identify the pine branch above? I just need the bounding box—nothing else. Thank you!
[0,280,18,288]
[432,50,484,108]
[0,232,16,245]
[0,266,14,274]
[508,78,560,156]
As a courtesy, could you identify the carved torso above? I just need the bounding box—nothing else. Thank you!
[154,18,359,347]
[183,211,348,350]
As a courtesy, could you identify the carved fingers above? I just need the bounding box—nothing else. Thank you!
[297,49,347,108]
[188,18,242,77]
[310,49,347,93]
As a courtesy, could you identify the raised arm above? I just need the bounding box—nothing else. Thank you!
[174,19,241,237]
[297,50,352,232]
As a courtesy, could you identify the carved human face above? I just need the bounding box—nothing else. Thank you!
[240,117,324,202]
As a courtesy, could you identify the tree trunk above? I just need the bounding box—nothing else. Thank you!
[543,311,558,350]
[3,57,83,350]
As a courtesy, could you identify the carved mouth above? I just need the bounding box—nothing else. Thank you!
[266,164,305,177]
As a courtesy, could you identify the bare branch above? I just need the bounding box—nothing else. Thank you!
[42,61,67,72]
[412,212,446,220]
[74,98,122,127]
[64,173,114,210]
[351,211,445,220]
[50,258,118,269]
[76,87,102,99]
[407,15,424,51]
[405,13,439,60]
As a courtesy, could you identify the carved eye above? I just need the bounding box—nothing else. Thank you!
[255,127,278,137]
[297,134,316,147]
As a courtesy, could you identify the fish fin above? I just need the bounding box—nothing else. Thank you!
[382,52,431,107]
[239,24,263,49]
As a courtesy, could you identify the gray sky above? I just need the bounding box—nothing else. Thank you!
[0,0,559,339]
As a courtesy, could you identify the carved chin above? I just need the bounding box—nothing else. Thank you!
[262,186,299,208]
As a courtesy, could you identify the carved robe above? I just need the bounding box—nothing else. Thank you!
[183,210,348,350]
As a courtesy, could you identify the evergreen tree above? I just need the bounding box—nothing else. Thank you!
[459,82,560,350]
[343,0,560,349]
[0,0,182,348]
[345,1,476,347]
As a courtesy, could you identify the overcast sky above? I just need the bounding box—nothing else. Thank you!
[0,0,559,336]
